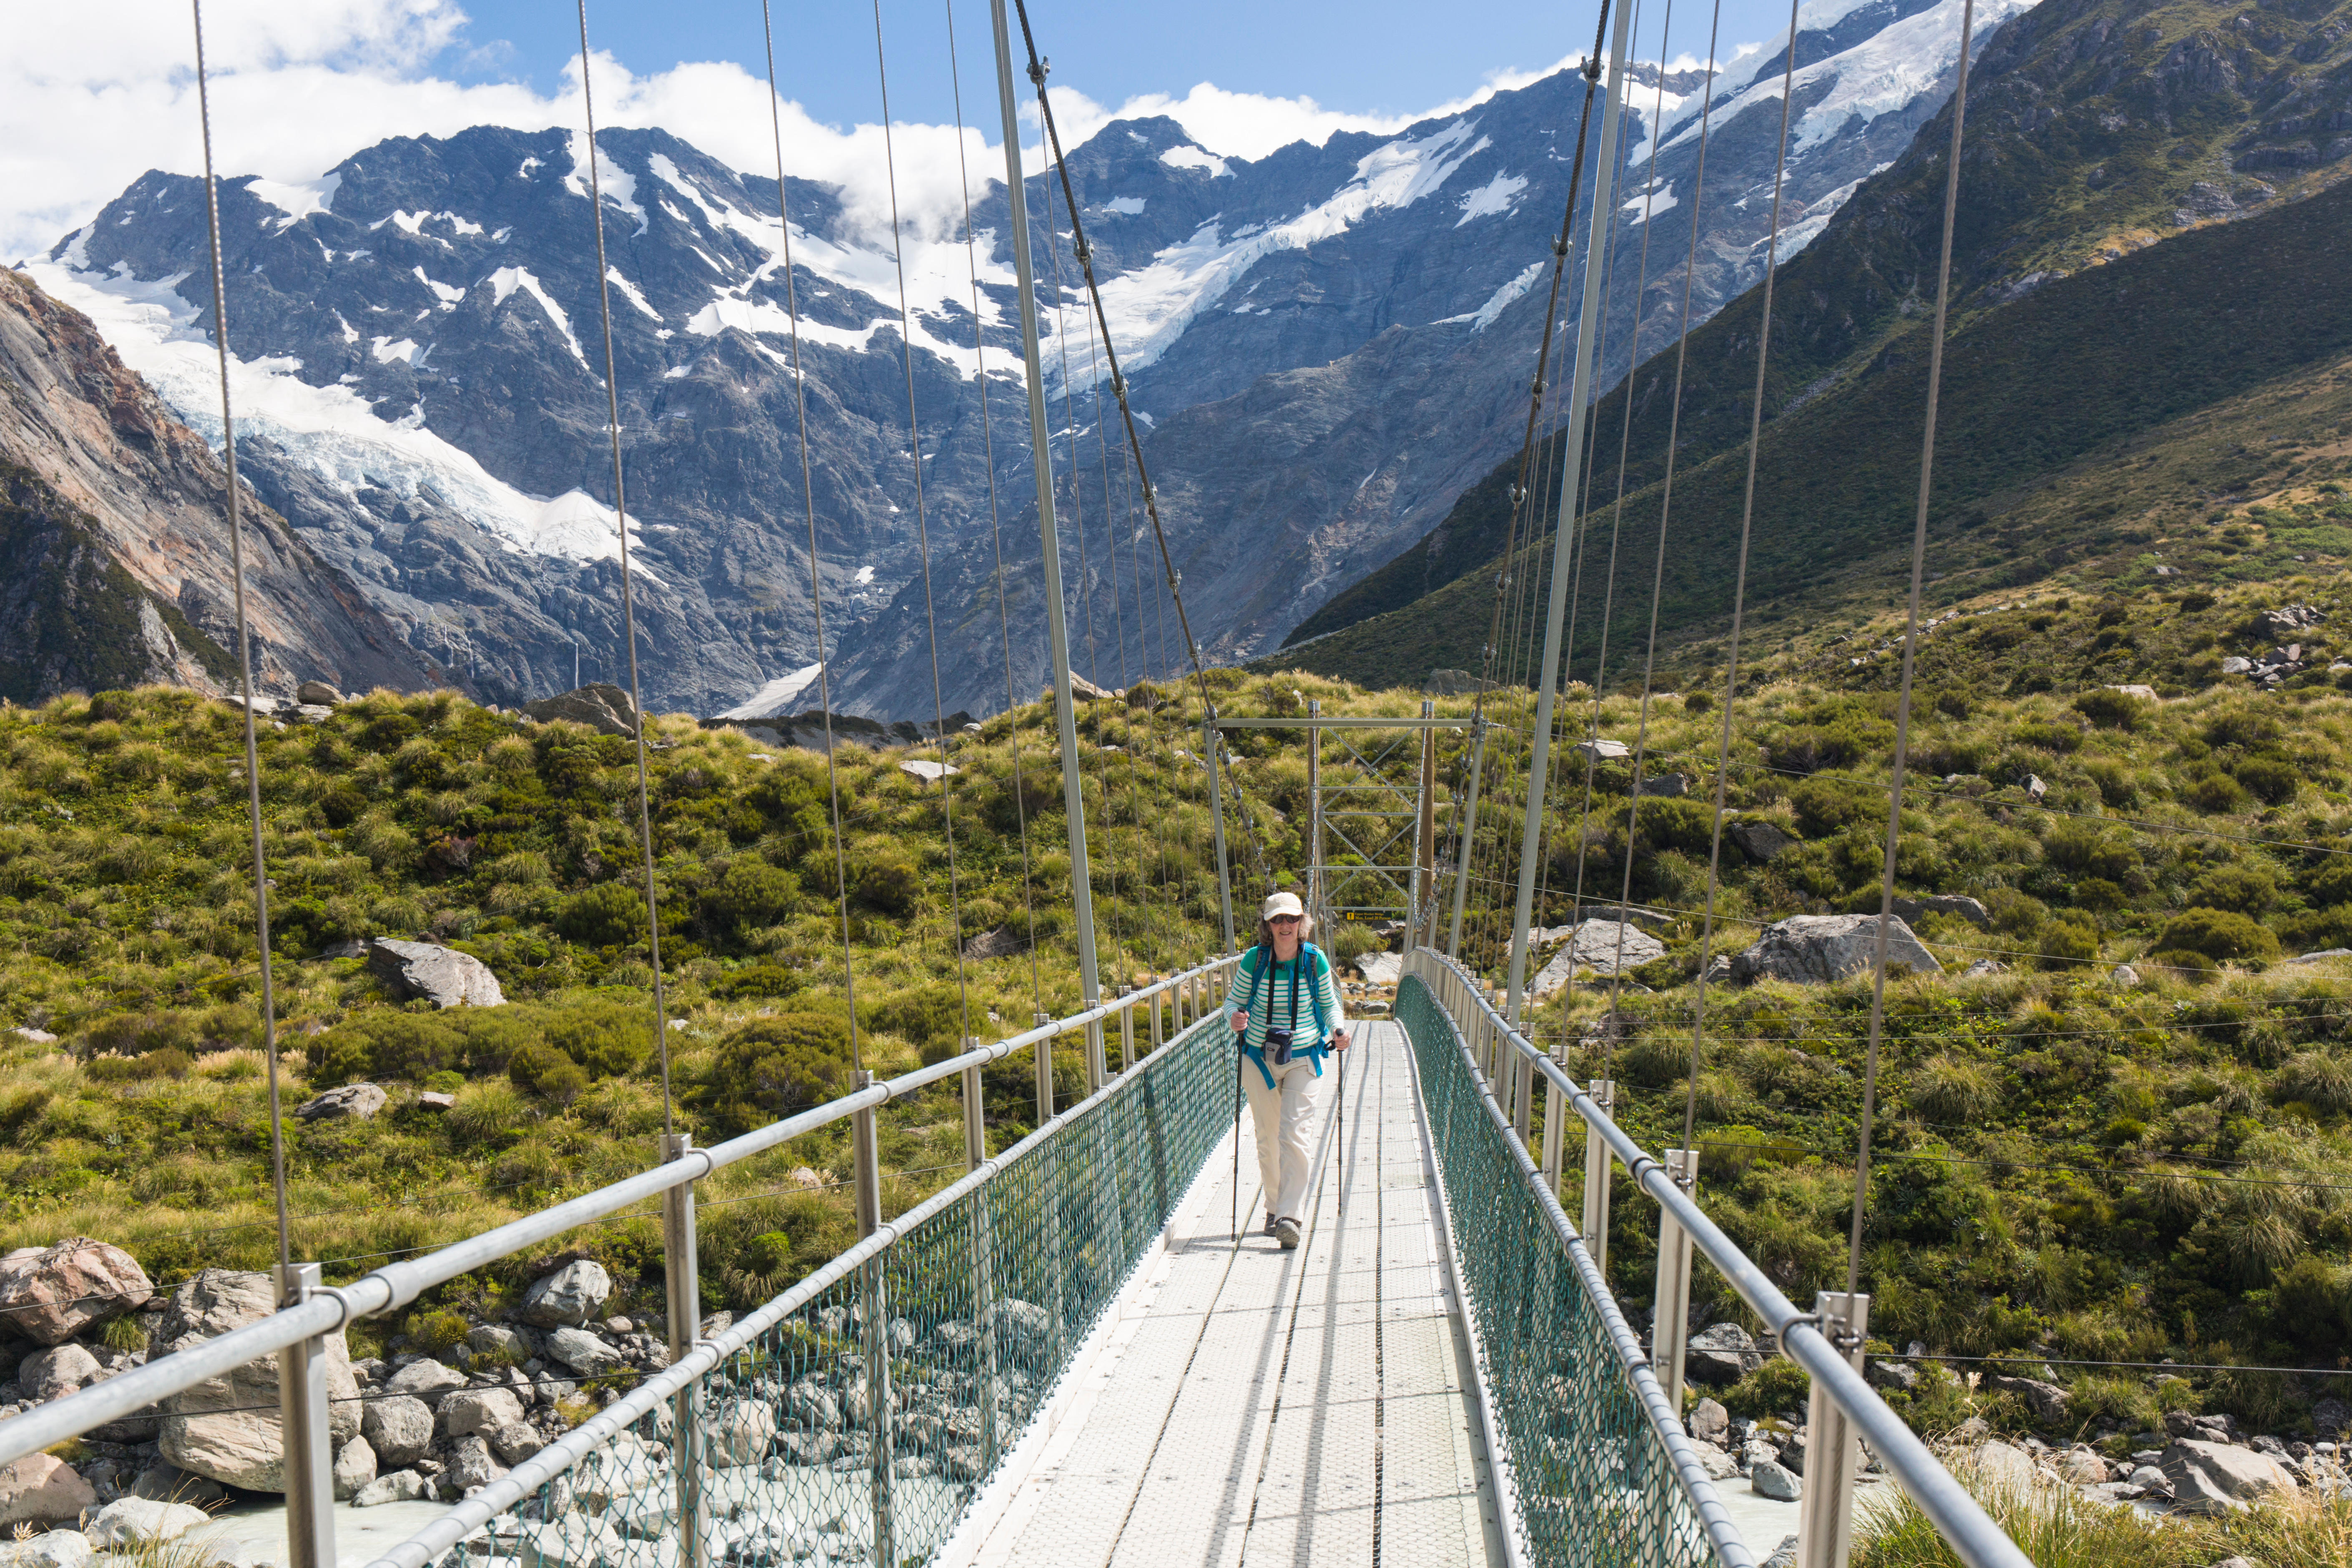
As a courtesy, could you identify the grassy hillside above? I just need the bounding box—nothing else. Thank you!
[1272,172,2352,698]
[14,653,2352,1440]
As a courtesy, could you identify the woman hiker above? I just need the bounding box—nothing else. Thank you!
[1223,890,1350,1249]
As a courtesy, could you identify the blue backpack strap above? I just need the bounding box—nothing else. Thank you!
[1302,943,1330,1033]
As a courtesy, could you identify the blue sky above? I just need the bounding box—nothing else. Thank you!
[440,0,1791,137]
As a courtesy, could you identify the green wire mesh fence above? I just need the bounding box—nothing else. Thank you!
[1399,971,1738,1568]
[382,1004,1236,1568]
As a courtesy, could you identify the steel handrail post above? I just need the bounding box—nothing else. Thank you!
[1581,1079,1614,1277]
[1797,1291,1871,1568]
[659,1133,708,1568]
[1651,1147,1699,1417]
[961,1040,986,1173]
[1118,989,1136,1072]
[276,1262,334,1568]
[850,1071,894,1568]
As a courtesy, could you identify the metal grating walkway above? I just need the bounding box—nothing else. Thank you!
[961,1020,1507,1567]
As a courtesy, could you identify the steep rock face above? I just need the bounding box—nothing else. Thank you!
[0,267,439,702]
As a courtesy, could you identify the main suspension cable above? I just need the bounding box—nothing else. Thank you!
[188,0,289,1275]
[758,0,863,1073]
[574,0,675,1134]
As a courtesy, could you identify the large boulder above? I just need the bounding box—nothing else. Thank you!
[0,1239,154,1345]
[2161,1438,2299,1513]
[20,1343,100,1402]
[544,1326,624,1375]
[1355,952,1402,987]
[1985,1374,2070,1425]
[0,1530,93,1568]
[294,1083,386,1122]
[0,1455,96,1527]
[351,1470,430,1509]
[440,1387,525,1438]
[709,1399,777,1468]
[1528,920,1666,997]
[1973,1440,2038,1494]
[383,1358,466,1406]
[522,1260,613,1327]
[155,1270,360,1492]
[1749,1459,1802,1501]
[367,938,505,1009]
[332,1437,376,1502]
[1726,820,1794,863]
[525,684,638,738]
[1684,1323,1764,1387]
[361,1395,435,1467]
[1889,894,1991,927]
[1729,915,1941,986]
[86,1500,208,1548]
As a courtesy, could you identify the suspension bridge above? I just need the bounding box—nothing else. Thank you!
[0,0,2046,1562]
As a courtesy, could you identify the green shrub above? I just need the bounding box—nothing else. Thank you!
[557,883,648,947]
[854,855,921,917]
[869,983,966,1050]
[80,1012,194,1058]
[2276,1050,2352,1113]
[310,1011,461,1083]
[1720,1356,1811,1419]
[2233,755,2299,806]
[2154,908,2281,964]
[1790,778,1878,838]
[508,1043,589,1105]
[712,964,807,1002]
[2013,720,2084,754]
[2148,948,2220,983]
[405,1308,470,1355]
[2071,690,2146,730]
[2183,772,2251,813]
[2186,864,2279,914]
[2036,918,2101,970]
[699,860,801,945]
[539,1001,651,1081]
[696,1013,855,1135]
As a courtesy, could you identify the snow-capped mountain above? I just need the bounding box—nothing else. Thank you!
[21,0,2010,716]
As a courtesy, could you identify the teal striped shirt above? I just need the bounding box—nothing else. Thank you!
[1220,944,1347,1053]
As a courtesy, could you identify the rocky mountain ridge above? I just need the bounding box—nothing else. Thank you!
[16,0,2015,715]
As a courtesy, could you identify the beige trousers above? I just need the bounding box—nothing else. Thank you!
[1244,1052,1324,1222]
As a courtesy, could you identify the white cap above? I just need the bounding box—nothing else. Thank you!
[1261,891,1304,920]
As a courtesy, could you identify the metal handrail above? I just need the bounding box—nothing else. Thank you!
[363,992,1235,1568]
[1409,951,2033,1568]
[1407,967,1753,1568]
[0,952,1242,1469]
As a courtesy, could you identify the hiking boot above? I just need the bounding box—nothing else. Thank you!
[1264,1213,1279,1237]
[1274,1216,1301,1250]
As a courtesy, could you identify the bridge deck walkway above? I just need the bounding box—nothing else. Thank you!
[962,1020,1506,1567]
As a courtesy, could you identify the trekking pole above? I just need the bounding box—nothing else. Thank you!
[1231,1050,1244,1246]
[1335,1040,1347,1217]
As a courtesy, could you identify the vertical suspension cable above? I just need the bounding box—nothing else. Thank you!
[1605,21,1714,1043]
[1583,0,1684,1070]
[1852,0,1978,1299]
[1681,0,1808,1152]
[573,0,675,1131]
[1660,0,1730,1146]
[942,0,1048,1024]
[870,0,977,1045]
[758,0,863,1073]
[188,0,289,1274]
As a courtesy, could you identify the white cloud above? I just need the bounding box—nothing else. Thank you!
[3,1,1598,274]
